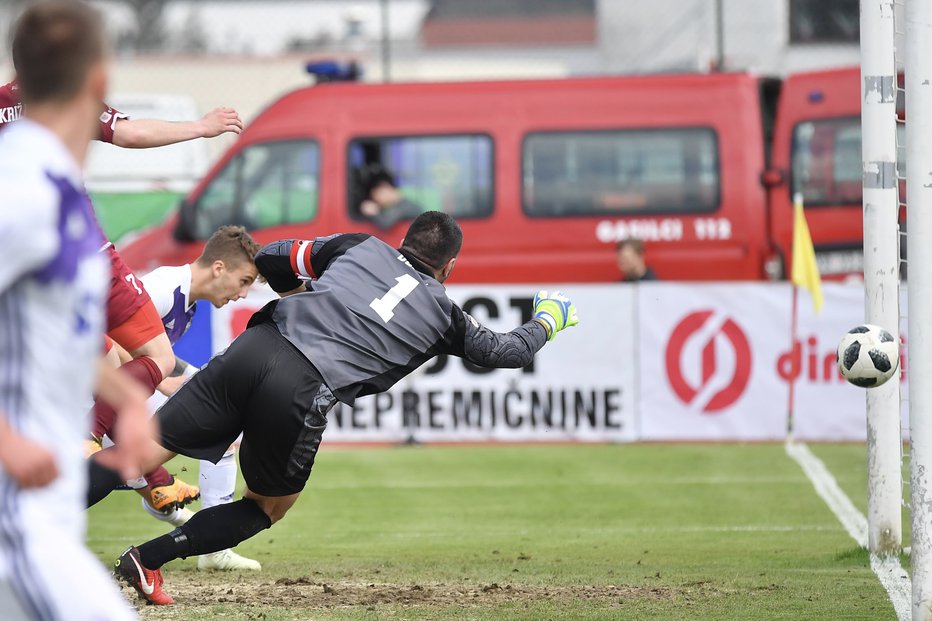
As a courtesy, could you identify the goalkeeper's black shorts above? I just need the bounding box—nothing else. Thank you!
[156,321,334,496]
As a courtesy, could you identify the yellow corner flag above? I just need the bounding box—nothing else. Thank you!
[791,192,824,313]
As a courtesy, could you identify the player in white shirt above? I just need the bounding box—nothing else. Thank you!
[0,3,154,618]
[107,226,263,571]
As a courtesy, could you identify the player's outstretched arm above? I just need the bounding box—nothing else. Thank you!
[453,291,579,369]
[112,107,243,149]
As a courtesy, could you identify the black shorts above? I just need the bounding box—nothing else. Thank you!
[157,321,335,496]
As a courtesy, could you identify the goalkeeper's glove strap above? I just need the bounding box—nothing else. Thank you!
[533,314,557,341]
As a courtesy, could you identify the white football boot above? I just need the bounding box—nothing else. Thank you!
[197,548,262,571]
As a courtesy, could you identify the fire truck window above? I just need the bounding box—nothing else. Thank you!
[791,118,905,207]
[347,135,493,226]
[193,140,319,239]
[522,129,719,217]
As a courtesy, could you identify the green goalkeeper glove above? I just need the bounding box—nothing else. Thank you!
[533,290,579,341]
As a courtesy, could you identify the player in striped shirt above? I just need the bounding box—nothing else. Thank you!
[0,4,155,618]
[1,6,245,517]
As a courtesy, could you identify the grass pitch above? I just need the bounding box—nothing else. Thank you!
[87,444,897,620]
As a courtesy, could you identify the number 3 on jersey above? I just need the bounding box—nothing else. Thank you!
[370,274,419,322]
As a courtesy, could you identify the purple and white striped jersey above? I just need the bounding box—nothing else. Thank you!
[0,119,108,570]
[141,264,195,344]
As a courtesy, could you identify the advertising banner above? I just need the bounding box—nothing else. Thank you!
[638,283,792,441]
[174,280,907,443]
[210,284,638,443]
[639,282,906,441]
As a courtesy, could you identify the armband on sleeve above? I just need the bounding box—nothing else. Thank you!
[289,239,317,279]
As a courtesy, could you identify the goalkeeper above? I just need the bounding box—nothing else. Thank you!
[93,211,578,605]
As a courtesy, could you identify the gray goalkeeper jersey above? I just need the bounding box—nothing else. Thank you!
[253,234,547,405]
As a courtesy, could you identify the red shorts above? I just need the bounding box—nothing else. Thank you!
[104,245,164,351]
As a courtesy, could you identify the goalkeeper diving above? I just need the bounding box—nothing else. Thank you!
[88,211,578,605]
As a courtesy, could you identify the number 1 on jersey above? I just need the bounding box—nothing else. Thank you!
[370,274,419,322]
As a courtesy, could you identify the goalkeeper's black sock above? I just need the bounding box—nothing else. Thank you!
[85,457,125,508]
[137,498,271,569]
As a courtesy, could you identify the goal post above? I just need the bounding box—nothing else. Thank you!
[860,0,902,556]
[906,0,932,615]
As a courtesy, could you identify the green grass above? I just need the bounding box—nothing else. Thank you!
[87,444,897,620]
[810,442,912,546]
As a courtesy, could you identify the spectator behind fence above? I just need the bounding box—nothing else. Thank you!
[617,238,658,282]
[354,162,423,229]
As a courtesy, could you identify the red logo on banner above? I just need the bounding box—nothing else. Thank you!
[665,310,752,413]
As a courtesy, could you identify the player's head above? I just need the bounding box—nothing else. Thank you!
[616,238,647,280]
[195,225,261,308]
[400,211,463,283]
[357,162,397,195]
[11,1,107,122]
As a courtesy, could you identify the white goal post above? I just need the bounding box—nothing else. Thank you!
[861,0,902,556]
[906,0,932,617]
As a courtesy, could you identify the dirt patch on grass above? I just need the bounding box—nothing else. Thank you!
[131,572,729,619]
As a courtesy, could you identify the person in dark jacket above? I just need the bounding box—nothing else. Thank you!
[617,238,658,281]
[354,162,423,229]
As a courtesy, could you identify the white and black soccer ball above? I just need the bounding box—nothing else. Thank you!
[836,324,899,388]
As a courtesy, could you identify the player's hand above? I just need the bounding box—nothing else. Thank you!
[199,107,244,138]
[533,290,579,341]
[360,199,381,217]
[0,429,59,489]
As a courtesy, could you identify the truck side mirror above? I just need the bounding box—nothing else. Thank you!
[173,199,196,242]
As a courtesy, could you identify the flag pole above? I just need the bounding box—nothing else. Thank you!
[788,191,822,441]
[787,284,799,440]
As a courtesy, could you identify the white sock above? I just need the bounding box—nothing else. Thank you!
[140,496,187,525]
[200,449,237,509]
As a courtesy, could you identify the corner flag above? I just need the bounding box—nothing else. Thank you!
[791,192,823,313]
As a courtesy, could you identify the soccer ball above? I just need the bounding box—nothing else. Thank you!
[836,324,900,388]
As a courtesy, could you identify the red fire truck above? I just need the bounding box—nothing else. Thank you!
[119,65,871,283]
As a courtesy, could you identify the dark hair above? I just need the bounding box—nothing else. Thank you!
[11,1,106,105]
[356,162,397,194]
[616,238,645,255]
[401,211,463,269]
[197,225,261,268]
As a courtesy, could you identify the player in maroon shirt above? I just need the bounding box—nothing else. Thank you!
[1,76,243,513]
